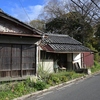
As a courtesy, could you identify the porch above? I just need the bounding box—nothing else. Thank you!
[39,51,82,73]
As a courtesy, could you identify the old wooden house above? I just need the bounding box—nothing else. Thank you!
[0,9,94,81]
[0,10,42,81]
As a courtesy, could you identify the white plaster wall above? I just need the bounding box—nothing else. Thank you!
[35,40,42,75]
[73,53,82,68]
[0,21,30,33]
[39,60,54,73]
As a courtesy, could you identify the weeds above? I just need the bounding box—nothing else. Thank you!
[91,61,100,73]
[0,61,100,100]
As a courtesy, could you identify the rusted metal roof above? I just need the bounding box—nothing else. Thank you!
[41,45,54,51]
[40,33,91,53]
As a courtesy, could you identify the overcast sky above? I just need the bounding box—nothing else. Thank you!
[0,0,46,22]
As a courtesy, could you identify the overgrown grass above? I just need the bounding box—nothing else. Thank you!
[0,61,100,100]
[46,71,84,85]
[91,61,100,73]
[0,71,85,100]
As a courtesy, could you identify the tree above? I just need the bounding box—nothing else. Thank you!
[92,23,100,51]
[29,20,45,31]
[38,0,100,61]
[45,12,93,44]
[39,0,66,21]
[40,0,100,24]
[39,0,100,44]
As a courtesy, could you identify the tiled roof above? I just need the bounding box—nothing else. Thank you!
[49,44,90,52]
[41,33,91,53]
[43,34,81,44]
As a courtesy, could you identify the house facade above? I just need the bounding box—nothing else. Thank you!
[39,33,93,72]
[0,10,42,81]
[0,9,94,81]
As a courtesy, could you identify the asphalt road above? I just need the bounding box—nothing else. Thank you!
[26,74,100,100]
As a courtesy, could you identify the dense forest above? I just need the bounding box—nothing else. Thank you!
[29,0,100,61]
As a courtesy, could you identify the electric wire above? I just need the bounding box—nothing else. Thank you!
[91,0,100,10]
[18,0,31,22]
[70,0,98,22]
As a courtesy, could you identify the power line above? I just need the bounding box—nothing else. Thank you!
[18,0,31,22]
[91,0,100,10]
[70,0,98,22]
[79,0,100,22]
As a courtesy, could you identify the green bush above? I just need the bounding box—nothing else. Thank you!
[91,61,100,73]
[47,79,54,86]
[51,76,60,84]
[94,53,100,62]
[59,76,68,82]
[34,81,47,90]
[94,61,100,67]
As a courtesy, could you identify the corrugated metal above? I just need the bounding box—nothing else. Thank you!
[41,45,54,51]
[83,52,94,67]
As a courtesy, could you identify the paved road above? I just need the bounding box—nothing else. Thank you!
[26,74,100,100]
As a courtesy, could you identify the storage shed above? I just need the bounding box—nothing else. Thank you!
[39,33,93,72]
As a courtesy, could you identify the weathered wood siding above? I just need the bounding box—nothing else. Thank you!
[22,45,36,76]
[0,18,32,34]
[0,44,36,78]
[0,16,40,80]
[0,44,11,77]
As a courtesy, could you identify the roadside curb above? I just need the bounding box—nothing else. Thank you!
[13,71,100,100]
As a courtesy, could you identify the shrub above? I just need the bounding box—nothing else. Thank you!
[51,76,60,84]
[47,79,54,86]
[59,76,68,82]
[34,81,47,90]
[24,78,31,88]
[91,61,100,73]
[94,61,100,67]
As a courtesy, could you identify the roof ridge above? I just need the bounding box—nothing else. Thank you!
[45,33,69,37]
[0,8,3,12]
[47,42,82,45]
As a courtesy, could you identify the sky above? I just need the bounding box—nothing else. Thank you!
[0,0,46,22]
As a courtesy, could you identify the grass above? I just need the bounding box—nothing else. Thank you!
[91,61,100,73]
[0,61,100,100]
[0,71,85,100]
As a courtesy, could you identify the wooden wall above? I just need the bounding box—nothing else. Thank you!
[0,17,40,80]
[0,44,36,78]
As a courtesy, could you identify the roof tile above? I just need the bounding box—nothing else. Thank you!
[41,33,91,52]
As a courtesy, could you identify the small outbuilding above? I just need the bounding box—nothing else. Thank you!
[39,33,94,73]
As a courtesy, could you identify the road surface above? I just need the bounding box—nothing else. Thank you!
[26,73,100,100]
